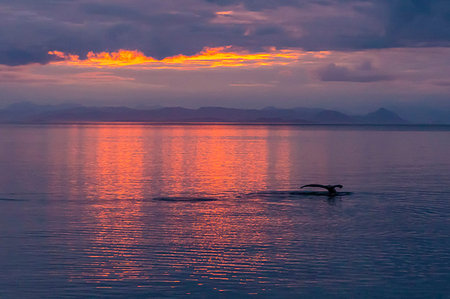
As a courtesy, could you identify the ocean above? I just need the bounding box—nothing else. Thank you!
[0,124,449,298]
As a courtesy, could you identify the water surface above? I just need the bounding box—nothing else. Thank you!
[0,124,449,298]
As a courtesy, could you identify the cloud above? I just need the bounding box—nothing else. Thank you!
[1,47,449,110]
[212,8,267,24]
[48,47,323,69]
[0,65,59,84]
[66,72,135,83]
[0,0,449,66]
[204,0,303,11]
[384,0,450,47]
[317,61,394,82]
[229,82,276,87]
[433,80,450,87]
[0,48,53,66]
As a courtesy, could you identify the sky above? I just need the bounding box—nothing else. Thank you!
[0,0,449,112]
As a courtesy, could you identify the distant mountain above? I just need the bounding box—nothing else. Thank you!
[388,106,450,124]
[312,110,355,124]
[360,108,407,124]
[0,101,81,122]
[0,103,417,124]
[132,104,165,110]
[4,101,80,113]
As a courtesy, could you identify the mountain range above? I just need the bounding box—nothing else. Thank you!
[0,101,432,125]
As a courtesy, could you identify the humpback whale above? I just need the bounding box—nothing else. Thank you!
[300,184,343,195]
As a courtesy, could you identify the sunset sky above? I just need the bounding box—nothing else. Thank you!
[1,0,449,112]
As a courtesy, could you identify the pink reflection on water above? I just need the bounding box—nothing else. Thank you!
[52,125,304,284]
[68,126,148,282]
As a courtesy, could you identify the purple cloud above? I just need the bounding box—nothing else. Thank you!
[317,61,394,82]
[0,0,448,66]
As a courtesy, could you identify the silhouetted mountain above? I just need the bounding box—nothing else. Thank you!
[132,104,165,110]
[4,101,80,112]
[0,101,81,122]
[312,110,354,124]
[0,103,424,124]
[360,108,407,124]
[388,106,450,124]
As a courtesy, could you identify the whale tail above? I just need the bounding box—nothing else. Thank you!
[301,184,343,195]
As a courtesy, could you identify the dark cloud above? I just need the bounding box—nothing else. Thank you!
[80,3,148,20]
[204,0,304,11]
[317,61,394,82]
[0,0,449,66]
[0,48,53,66]
[384,0,450,46]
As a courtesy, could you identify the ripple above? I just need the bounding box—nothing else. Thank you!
[0,197,26,202]
[247,190,353,198]
[152,196,219,202]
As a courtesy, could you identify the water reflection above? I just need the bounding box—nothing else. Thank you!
[71,126,148,282]
[157,126,271,195]
[2,125,449,297]
[54,125,276,286]
[87,126,146,200]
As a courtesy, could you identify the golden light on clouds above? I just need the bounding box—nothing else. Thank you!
[48,47,330,69]
[215,11,233,16]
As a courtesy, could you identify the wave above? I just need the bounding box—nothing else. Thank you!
[152,196,219,202]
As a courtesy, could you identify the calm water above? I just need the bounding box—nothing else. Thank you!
[0,124,449,298]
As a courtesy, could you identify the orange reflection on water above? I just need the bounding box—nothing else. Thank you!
[78,126,148,282]
[266,128,295,185]
[60,125,296,285]
[152,126,289,283]
[159,200,280,282]
[158,126,270,196]
[86,126,146,199]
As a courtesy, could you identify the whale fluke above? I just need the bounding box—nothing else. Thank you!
[301,184,343,195]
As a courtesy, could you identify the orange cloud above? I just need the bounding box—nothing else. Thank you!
[215,11,233,16]
[48,47,330,69]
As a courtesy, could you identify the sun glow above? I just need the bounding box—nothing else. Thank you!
[48,47,329,69]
